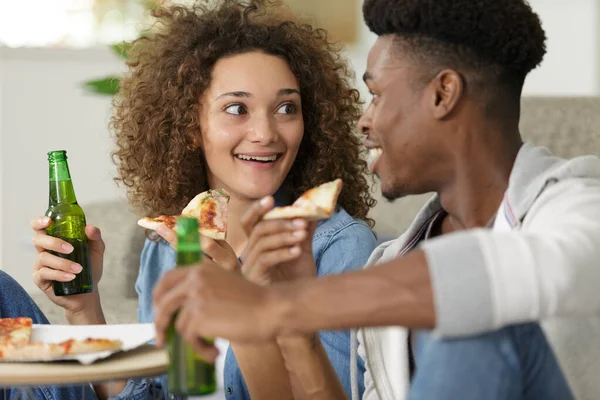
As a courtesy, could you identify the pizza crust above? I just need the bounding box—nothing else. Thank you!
[137,188,229,240]
[263,179,343,221]
[137,217,226,240]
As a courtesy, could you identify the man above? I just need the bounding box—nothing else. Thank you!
[154,0,600,398]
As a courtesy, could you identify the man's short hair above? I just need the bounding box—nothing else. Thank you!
[363,0,547,99]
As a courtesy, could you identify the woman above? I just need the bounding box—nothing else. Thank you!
[21,1,376,399]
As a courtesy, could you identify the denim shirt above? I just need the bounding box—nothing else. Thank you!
[113,207,376,400]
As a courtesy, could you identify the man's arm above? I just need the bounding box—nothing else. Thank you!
[421,178,600,337]
[269,179,600,338]
[271,250,435,336]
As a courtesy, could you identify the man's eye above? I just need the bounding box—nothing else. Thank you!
[276,103,297,114]
[225,104,247,115]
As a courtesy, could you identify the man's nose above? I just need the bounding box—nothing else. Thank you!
[358,109,372,136]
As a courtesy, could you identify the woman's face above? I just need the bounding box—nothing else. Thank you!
[199,51,304,201]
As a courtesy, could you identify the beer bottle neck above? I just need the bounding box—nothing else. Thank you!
[176,218,203,266]
[48,160,78,205]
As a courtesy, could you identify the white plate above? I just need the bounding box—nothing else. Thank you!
[3,323,156,365]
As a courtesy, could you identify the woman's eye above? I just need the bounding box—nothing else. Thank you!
[225,104,247,115]
[276,103,297,114]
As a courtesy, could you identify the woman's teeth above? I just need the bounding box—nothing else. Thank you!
[236,154,278,162]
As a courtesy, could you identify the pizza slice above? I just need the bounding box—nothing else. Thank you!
[0,317,123,361]
[0,317,32,348]
[61,337,123,355]
[263,179,343,221]
[138,189,229,240]
[0,338,123,361]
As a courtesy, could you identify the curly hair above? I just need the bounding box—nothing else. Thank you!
[363,0,546,97]
[112,0,375,225]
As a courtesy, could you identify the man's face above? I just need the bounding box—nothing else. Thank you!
[360,36,444,200]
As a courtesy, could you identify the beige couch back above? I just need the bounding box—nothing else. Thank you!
[369,97,600,237]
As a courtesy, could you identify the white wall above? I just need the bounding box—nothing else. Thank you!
[344,0,600,99]
[0,0,599,292]
[523,0,600,96]
[0,47,125,291]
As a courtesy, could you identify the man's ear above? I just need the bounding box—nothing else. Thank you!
[430,69,464,120]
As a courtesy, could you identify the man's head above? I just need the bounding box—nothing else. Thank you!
[359,0,546,200]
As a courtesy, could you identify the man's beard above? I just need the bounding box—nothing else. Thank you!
[381,180,408,202]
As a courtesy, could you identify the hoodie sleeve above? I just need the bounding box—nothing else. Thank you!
[421,178,600,337]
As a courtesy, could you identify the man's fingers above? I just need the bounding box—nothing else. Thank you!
[32,232,73,255]
[251,218,307,241]
[152,268,188,303]
[176,304,219,363]
[240,196,275,235]
[30,216,51,232]
[244,219,307,260]
[243,230,305,269]
[153,287,188,345]
[153,270,192,341]
[242,247,301,280]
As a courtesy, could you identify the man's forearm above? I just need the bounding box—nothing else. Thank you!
[272,250,435,335]
[230,342,294,400]
[277,335,347,400]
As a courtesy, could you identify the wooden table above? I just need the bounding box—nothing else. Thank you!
[0,344,167,386]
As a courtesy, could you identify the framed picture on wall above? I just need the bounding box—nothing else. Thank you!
[283,0,357,43]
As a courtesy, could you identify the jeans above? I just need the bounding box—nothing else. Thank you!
[409,324,574,400]
[0,270,97,400]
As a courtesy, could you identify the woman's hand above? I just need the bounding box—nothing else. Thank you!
[240,197,317,285]
[31,216,105,319]
[155,224,241,272]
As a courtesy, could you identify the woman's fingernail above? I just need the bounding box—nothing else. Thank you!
[64,273,76,281]
[290,246,301,256]
[62,243,74,253]
[71,264,83,273]
[260,197,270,207]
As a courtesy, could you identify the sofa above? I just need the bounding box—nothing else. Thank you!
[29,97,600,398]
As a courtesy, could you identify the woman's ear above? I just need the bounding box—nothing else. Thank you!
[190,130,204,150]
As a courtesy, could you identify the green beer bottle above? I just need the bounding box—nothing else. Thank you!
[167,217,217,396]
[45,150,93,296]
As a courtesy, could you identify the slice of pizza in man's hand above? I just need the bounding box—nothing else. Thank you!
[262,179,343,221]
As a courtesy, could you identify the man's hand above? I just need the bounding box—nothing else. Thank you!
[153,262,282,361]
[240,197,317,285]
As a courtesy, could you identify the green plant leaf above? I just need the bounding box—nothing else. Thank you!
[82,77,120,96]
[110,42,133,60]
[145,0,161,10]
